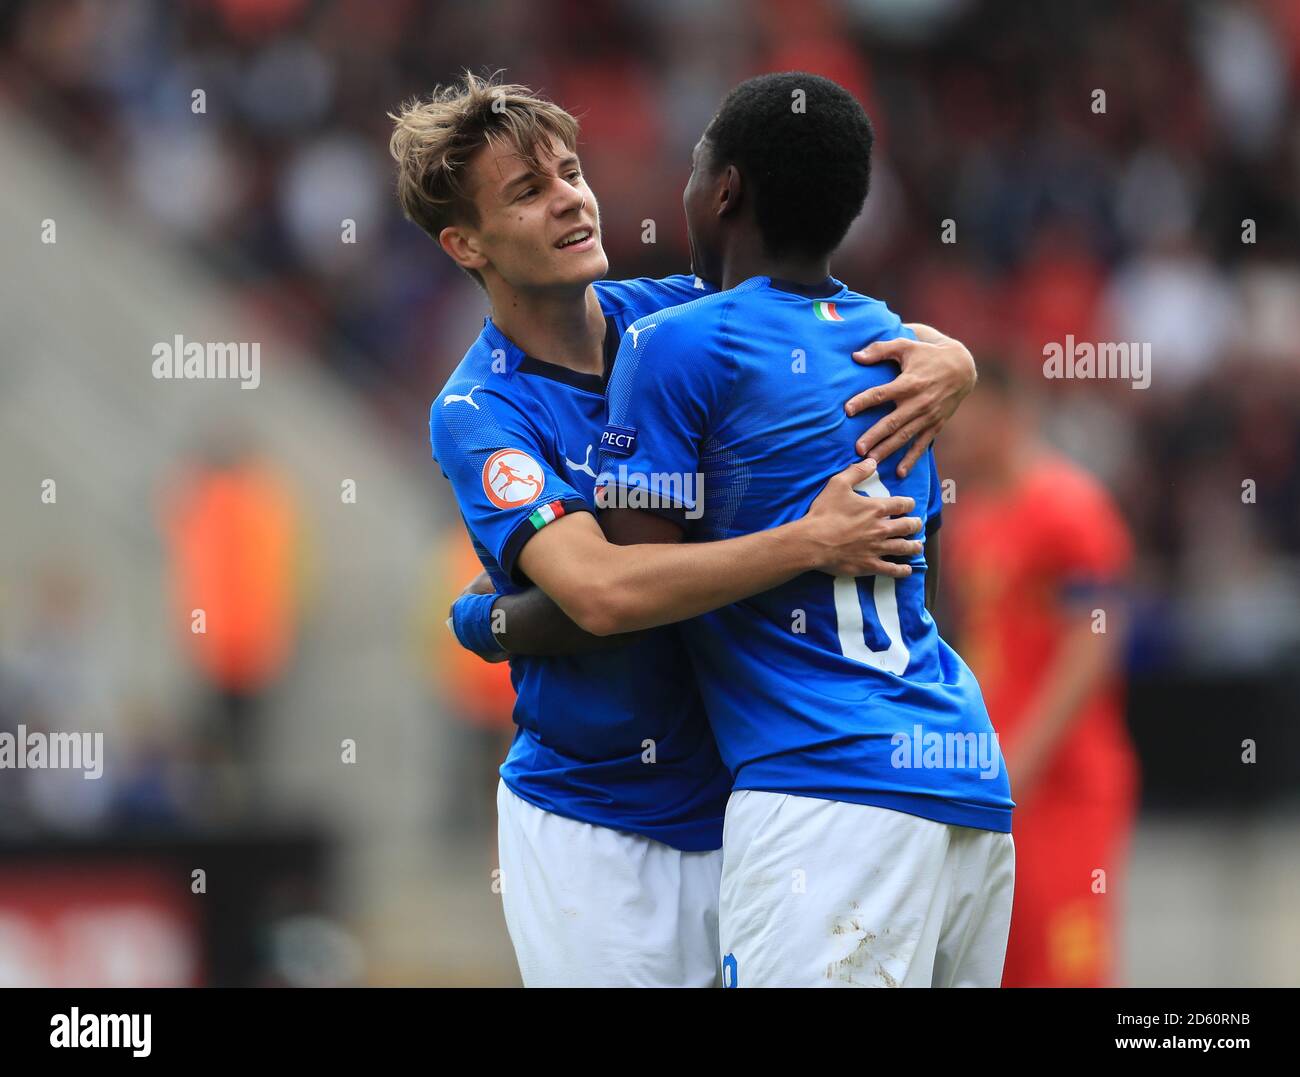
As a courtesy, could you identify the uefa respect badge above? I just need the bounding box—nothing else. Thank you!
[600,424,637,458]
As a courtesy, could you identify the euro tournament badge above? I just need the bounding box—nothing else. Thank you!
[482,449,545,509]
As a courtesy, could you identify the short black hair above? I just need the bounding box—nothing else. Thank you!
[704,72,874,260]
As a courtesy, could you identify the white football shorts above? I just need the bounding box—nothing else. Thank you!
[495,779,724,987]
[718,790,1015,987]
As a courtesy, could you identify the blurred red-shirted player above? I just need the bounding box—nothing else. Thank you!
[941,363,1139,987]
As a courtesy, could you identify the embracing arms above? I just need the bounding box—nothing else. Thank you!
[449,325,974,659]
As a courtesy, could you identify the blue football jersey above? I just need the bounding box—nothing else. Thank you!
[598,275,1013,833]
[429,274,730,851]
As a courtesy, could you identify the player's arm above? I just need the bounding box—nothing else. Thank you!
[846,323,977,477]
[448,570,636,660]
[453,579,647,658]
[1002,489,1132,799]
[1005,614,1125,800]
[435,374,916,651]
[453,484,700,657]
[611,273,717,308]
[516,460,921,637]
[432,382,635,658]
[455,491,903,657]
[554,310,927,636]
[613,282,972,476]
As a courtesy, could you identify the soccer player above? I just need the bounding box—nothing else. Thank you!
[393,73,979,986]
[598,72,1015,987]
[941,363,1137,987]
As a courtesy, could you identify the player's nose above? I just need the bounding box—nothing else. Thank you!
[550,177,585,216]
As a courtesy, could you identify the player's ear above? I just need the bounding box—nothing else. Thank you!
[439,225,488,274]
[717,164,743,219]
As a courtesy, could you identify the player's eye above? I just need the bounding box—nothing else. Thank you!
[566,169,582,182]
[514,186,538,202]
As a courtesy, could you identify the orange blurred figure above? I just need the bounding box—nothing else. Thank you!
[162,455,299,695]
[159,442,303,815]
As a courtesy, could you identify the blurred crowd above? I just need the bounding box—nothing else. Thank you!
[0,0,1298,842]
[0,441,307,836]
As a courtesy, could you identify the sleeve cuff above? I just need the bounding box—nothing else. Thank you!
[499,497,593,586]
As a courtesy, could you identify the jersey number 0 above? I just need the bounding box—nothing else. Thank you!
[833,470,911,675]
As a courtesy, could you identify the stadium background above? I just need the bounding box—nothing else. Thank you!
[0,0,1297,986]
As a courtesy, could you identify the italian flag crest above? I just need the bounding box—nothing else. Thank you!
[528,502,566,531]
[813,301,843,322]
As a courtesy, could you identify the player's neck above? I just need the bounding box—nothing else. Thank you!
[488,284,606,376]
[720,237,832,292]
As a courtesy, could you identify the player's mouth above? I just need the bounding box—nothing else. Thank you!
[554,227,596,253]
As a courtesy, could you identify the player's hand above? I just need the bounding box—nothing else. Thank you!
[459,570,496,600]
[803,458,923,578]
[845,326,977,477]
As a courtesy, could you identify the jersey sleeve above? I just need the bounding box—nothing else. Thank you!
[597,311,732,526]
[429,387,591,587]
[594,274,717,321]
[861,303,917,348]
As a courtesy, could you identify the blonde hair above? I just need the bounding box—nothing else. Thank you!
[388,71,580,285]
